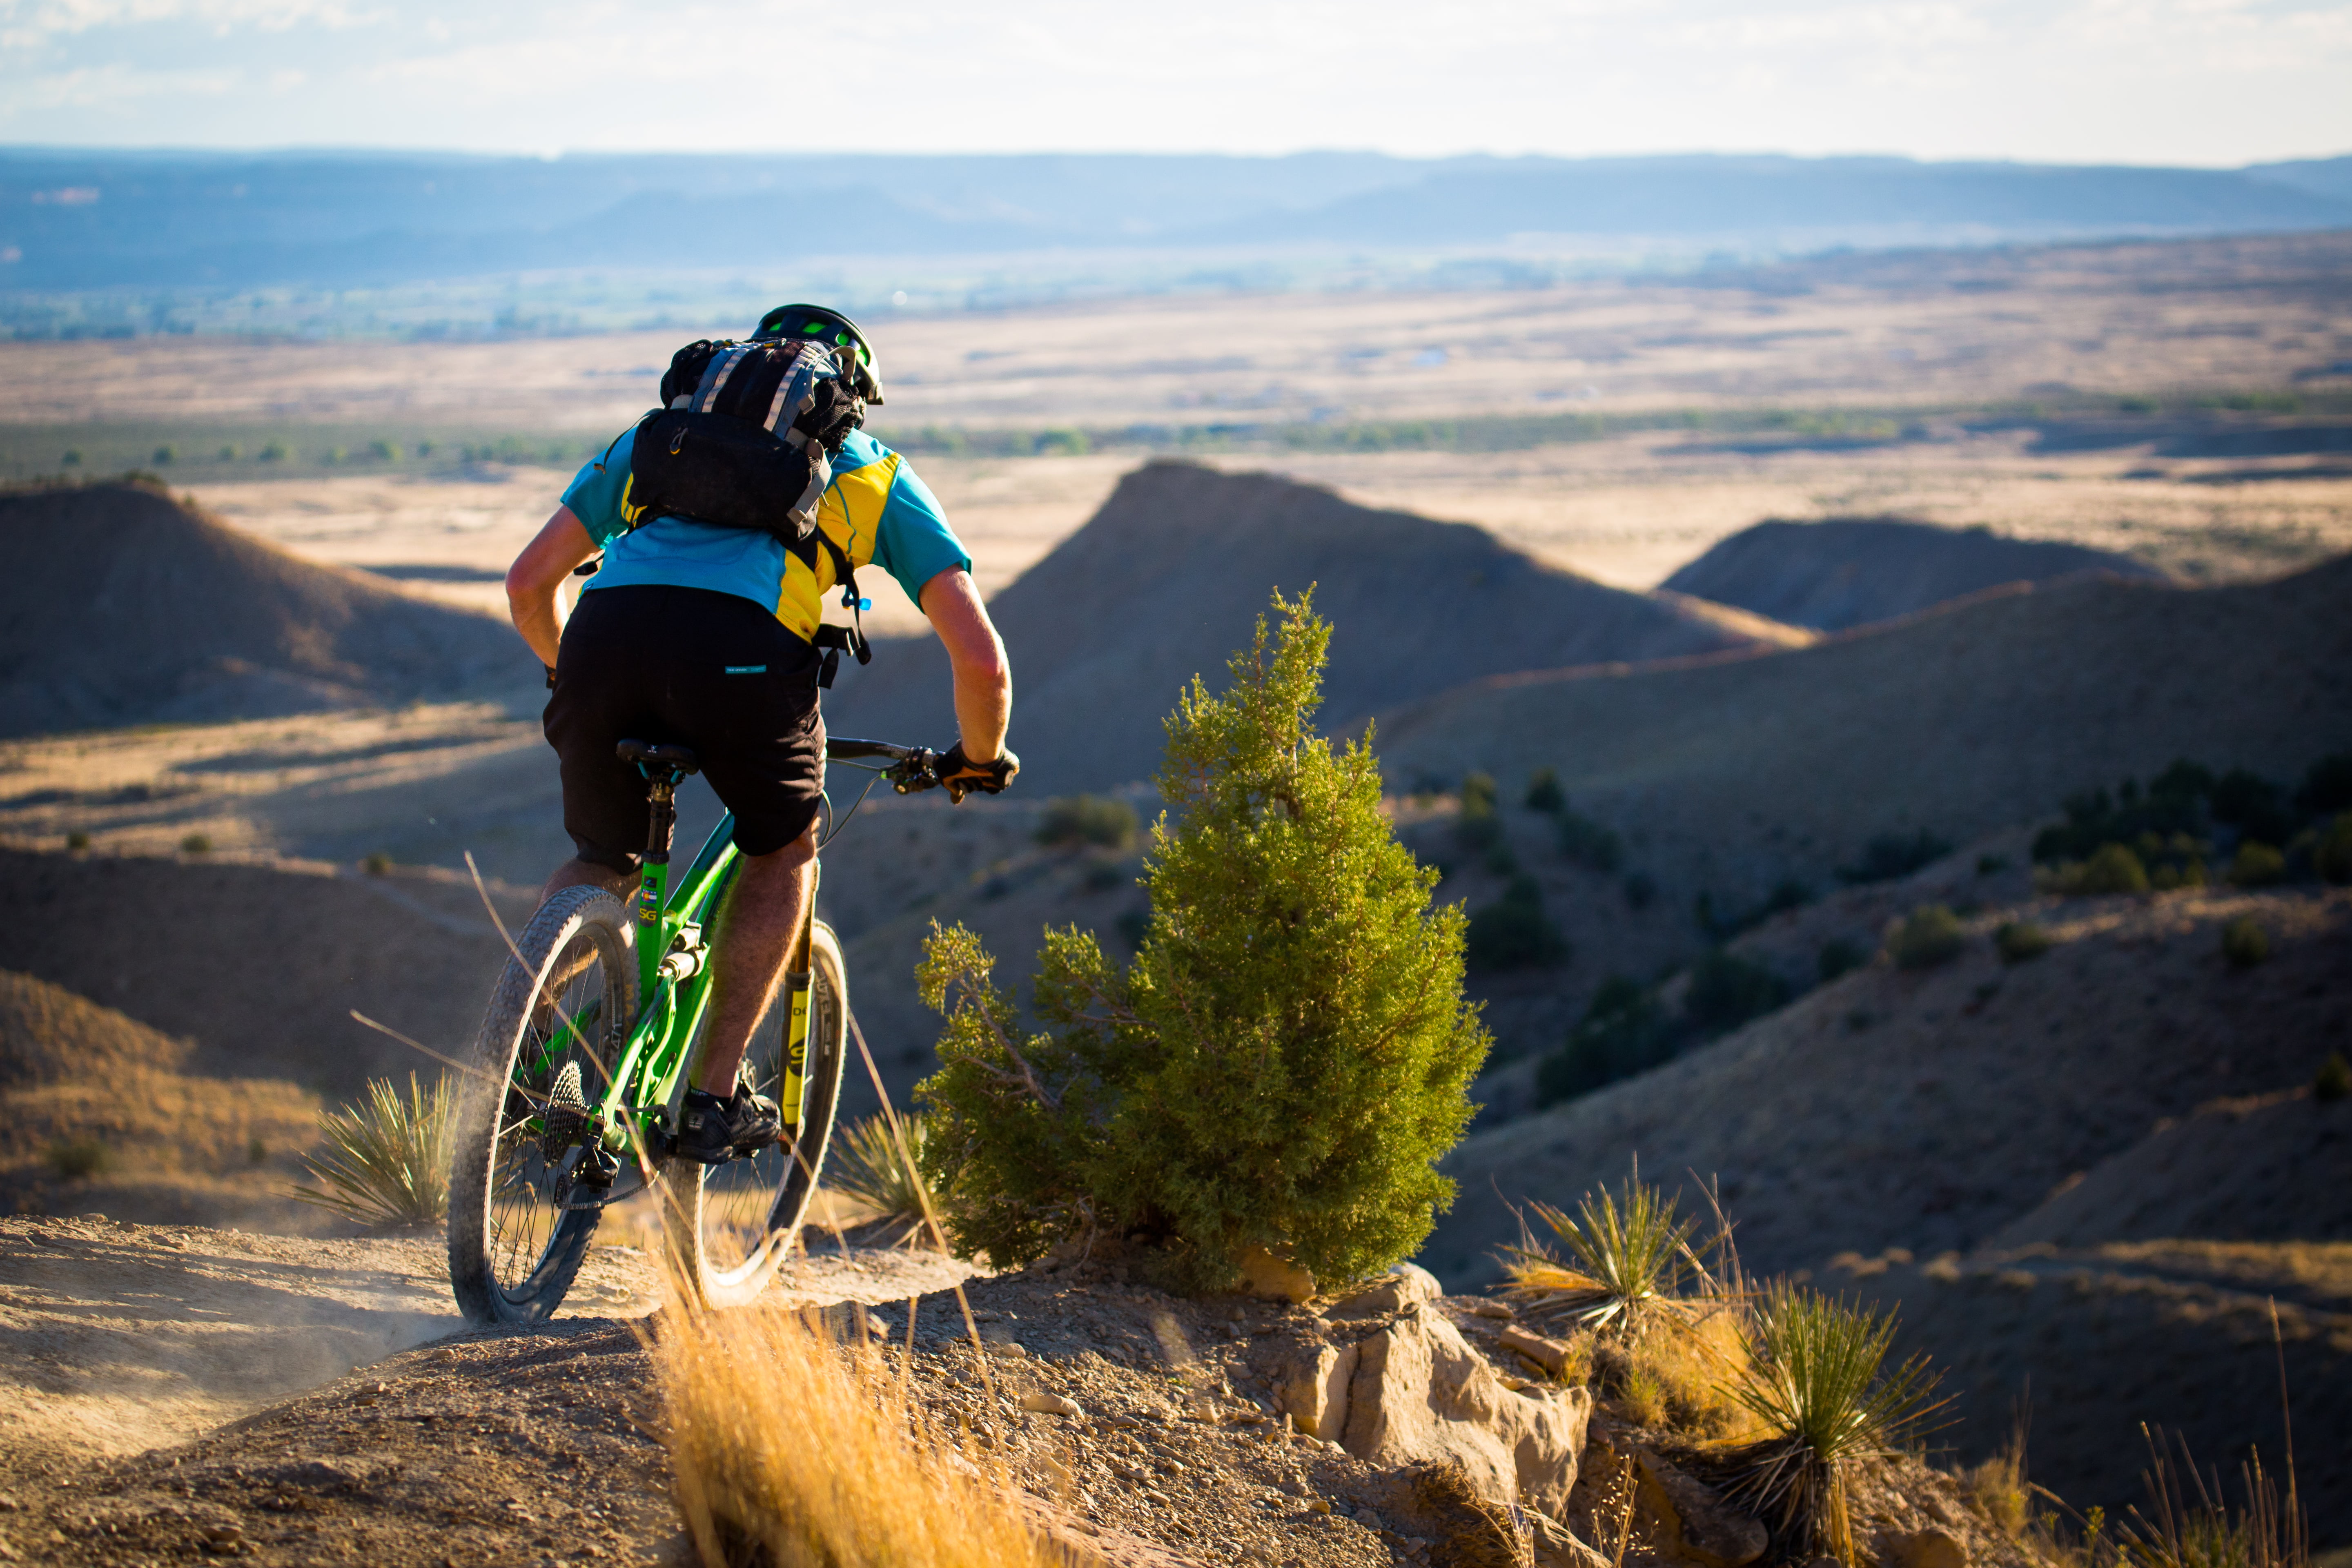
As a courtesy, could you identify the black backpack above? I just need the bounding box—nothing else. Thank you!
[619,336,874,675]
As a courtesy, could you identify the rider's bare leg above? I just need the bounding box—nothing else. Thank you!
[694,822,818,1097]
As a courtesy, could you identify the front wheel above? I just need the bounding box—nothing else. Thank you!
[448,883,637,1325]
[663,919,849,1307]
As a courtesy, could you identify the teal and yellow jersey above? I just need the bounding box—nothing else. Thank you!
[559,425,970,639]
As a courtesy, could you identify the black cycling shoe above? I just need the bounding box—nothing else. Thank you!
[674,1084,782,1165]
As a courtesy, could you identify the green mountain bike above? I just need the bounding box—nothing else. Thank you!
[448,735,947,1323]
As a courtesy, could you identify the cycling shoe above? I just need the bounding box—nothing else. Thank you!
[674,1084,782,1165]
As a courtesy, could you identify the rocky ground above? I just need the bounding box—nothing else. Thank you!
[0,1212,2042,1568]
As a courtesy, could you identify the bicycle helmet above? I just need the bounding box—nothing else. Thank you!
[752,303,884,405]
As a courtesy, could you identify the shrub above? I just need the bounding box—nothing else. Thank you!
[1817,940,1866,983]
[47,1137,111,1179]
[1036,793,1138,852]
[1994,921,2053,964]
[369,439,402,461]
[1556,810,1624,873]
[1456,771,1504,853]
[179,832,212,854]
[152,445,175,464]
[1501,1176,1699,1339]
[1725,1285,1947,1565]
[2297,751,2352,815]
[2314,1051,2350,1103]
[289,1073,454,1227]
[1836,829,1952,885]
[2220,916,2269,970]
[2046,842,2150,896]
[1886,906,1967,970]
[826,1113,940,1247]
[1621,871,1657,910]
[217,443,240,461]
[1524,768,1566,814]
[1976,853,2008,876]
[917,591,1488,1291]
[259,440,289,462]
[65,831,89,852]
[2317,814,2352,885]
[247,1135,268,1165]
[362,851,392,875]
[2210,768,2296,848]
[1537,980,1672,1105]
[60,448,82,466]
[1686,951,1790,1035]
[1467,875,1568,971]
[2227,841,2286,888]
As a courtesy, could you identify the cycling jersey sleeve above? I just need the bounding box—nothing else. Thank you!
[868,452,973,610]
[560,428,637,548]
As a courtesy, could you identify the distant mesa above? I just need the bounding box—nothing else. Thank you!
[1373,550,2352,888]
[1659,515,2167,633]
[0,483,528,738]
[829,461,1798,795]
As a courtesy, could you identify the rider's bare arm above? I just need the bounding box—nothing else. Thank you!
[919,567,1010,763]
[505,505,599,669]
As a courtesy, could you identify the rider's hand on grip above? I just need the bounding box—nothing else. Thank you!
[939,741,1018,803]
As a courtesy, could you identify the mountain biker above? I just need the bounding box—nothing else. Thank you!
[502,304,1015,1165]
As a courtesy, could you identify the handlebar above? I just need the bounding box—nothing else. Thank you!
[825,737,958,800]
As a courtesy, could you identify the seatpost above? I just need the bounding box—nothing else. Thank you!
[633,772,682,965]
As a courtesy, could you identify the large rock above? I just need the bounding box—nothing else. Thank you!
[1333,1263,1445,1318]
[1339,1306,1592,1516]
[1633,1449,1768,1568]
[1275,1341,1359,1442]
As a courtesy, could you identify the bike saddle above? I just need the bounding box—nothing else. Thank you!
[616,739,702,780]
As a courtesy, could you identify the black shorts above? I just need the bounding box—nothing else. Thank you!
[545,584,824,869]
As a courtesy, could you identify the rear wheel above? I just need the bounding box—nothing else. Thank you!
[448,884,636,1325]
[664,919,849,1307]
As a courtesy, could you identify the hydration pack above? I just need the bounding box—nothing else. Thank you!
[617,336,875,675]
[623,336,867,547]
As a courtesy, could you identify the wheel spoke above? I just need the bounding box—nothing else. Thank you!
[485,933,619,1299]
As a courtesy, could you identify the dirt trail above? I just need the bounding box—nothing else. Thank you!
[0,1215,971,1566]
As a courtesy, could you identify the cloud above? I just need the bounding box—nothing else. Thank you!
[0,0,2345,162]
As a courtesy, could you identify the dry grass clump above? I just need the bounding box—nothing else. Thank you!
[289,1073,453,1227]
[2115,1427,2308,1568]
[1725,1282,1948,1565]
[1608,1307,1757,1441]
[825,1111,943,1247]
[1502,1175,1703,1339]
[657,1301,1067,1568]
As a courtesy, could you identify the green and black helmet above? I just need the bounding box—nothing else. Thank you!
[753,303,884,405]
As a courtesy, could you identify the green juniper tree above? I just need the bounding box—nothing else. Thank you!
[916,590,1490,1292]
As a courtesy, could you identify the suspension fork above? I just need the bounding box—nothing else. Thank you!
[778,859,822,1133]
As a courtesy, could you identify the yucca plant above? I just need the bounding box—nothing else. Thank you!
[290,1073,454,1227]
[1726,1282,1948,1565]
[1501,1175,1702,1339]
[825,1112,940,1248]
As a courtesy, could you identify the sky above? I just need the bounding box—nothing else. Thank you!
[2,0,2349,167]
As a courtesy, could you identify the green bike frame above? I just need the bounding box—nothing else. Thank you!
[542,793,820,1166]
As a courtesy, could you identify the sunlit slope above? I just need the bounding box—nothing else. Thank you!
[829,460,1793,795]
[1373,555,2352,903]
[0,482,529,737]
[1659,514,2167,631]
[1422,886,2350,1287]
